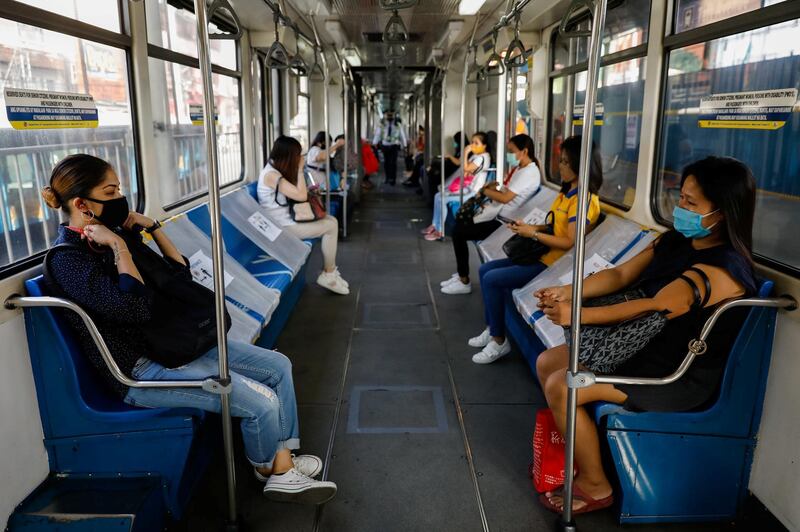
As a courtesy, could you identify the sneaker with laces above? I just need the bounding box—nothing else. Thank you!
[263,468,337,504]
[441,280,472,295]
[468,327,492,348]
[440,273,459,287]
[254,454,323,482]
[317,270,349,295]
[472,339,511,364]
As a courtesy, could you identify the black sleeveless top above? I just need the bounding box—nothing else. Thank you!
[614,231,757,412]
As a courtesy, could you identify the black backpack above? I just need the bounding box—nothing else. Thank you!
[43,236,231,369]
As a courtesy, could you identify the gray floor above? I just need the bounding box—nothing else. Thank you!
[173,175,786,531]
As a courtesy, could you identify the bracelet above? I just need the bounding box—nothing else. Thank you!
[532,230,539,241]
[145,219,162,234]
[112,244,130,266]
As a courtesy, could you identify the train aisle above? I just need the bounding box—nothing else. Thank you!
[173,175,784,532]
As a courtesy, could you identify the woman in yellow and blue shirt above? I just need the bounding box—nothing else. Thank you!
[469,136,603,364]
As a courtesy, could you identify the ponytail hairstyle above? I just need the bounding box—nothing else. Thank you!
[269,136,303,186]
[681,156,756,265]
[509,133,542,177]
[559,135,603,195]
[42,154,112,214]
[311,131,330,149]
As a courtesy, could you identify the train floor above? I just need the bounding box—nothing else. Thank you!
[171,173,787,532]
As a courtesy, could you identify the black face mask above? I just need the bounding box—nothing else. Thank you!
[85,195,129,228]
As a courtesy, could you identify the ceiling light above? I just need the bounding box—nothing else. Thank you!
[458,0,486,15]
[342,47,362,67]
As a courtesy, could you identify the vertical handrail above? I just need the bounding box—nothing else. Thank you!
[560,0,608,529]
[310,19,332,214]
[343,73,349,237]
[459,19,480,206]
[439,56,452,238]
[191,0,239,528]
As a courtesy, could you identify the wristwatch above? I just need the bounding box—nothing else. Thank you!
[145,219,162,234]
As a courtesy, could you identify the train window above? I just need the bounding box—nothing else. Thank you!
[551,0,650,72]
[548,57,646,208]
[148,58,243,207]
[145,0,238,71]
[674,0,790,32]
[288,76,310,152]
[0,17,139,271]
[654,18,800,272]
[16,0,121,33]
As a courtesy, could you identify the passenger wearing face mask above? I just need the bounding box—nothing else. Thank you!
[533,156,757,515]
[42,154,338,505]
[421,131,493,241]
[372,110,407,185]
[307,131,345,191]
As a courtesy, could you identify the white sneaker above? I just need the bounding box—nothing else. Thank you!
[440,273,460,287]
[263,468,338,504]
[468,327,492,348]
[472,339,511,364]
[331,267,349,288]
[254,454,323,482]
[317,270,350,295]
[441,280,472,295]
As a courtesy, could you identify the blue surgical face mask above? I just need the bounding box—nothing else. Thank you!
[672,206,719,239]
[506,153,518,168]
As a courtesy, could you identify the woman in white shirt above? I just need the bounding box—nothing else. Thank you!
[258,136,349,295]
[441,134,541,295]
[306,131,345,191]
[422,131,493,241]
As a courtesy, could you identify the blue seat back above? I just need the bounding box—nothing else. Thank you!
[601,280,777,439]
[186,203,261,268]
[246,181,258,200]
[23,277,201,441]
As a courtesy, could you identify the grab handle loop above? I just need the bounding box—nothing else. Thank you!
[266,12,291,69]
[504,13,527,68]
[485,30,505,77]
[558,0,595,38]
[289,29,309,77]
[207,0,243,41]
[378,0,418,9]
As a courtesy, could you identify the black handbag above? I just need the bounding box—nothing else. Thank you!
[455,195,490,225]
[502,211,555,265]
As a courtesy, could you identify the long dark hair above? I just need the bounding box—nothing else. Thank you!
[560,135,603,195]
[269,136,303,185]
[42,154,111,214]
[311,131,330,149]
[681,156,756,264]
[509,133,542,176]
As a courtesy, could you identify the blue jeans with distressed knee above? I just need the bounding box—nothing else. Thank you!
[479,258,547,337]
[124,341,299,468]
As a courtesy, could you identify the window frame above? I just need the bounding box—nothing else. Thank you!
[546,27,649,210]
[0,0,146,279]
[144,1,246,211]
[650,0,800,277]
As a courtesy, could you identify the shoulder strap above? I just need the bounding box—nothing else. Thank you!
[272,174,289,207]
[678,266,712,308]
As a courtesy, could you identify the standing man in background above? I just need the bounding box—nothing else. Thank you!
[372,109,407,186]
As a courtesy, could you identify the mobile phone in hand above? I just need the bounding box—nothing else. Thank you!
[496,215,516,225]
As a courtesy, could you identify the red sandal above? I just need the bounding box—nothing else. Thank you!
[539,484,614,515]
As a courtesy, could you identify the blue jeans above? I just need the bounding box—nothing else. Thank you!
[125,341,299,468]
[432,191,474,232]
[479,258,547,337]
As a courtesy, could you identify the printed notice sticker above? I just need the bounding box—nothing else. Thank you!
[189,250,234,290]
[698,89,797,130]
[524,207,548,225]
[189,104,219,126]
[572,103,604,127]
[558,253,613,286]
[247,212,281,242]
[4,88,98,130]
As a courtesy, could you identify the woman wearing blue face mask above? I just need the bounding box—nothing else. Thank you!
[532,156,757,515]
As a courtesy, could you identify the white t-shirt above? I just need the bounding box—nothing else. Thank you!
[256,162,295,227]
[305,147,327,188]
[467,153,491,192]
[499,162,541,216]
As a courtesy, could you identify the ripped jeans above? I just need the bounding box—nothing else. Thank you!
[124,341,299,468]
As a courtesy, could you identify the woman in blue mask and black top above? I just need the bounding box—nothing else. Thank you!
[531,156,757,515]
[42,154,338,505]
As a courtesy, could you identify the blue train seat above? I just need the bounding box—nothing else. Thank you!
[588,280,778,523]
[22,276,212,519]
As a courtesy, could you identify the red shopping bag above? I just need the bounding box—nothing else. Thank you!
[531,408,576,493]
[362,141,379,175]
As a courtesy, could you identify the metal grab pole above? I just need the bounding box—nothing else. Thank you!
[439,56,452,239]
[343,73,349,237]
[559,0,607,529]
[310,20,332,214]
[192,1,239,529]
[459,20,479,206]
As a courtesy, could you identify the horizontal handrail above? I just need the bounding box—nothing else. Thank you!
[569,295,798,389]
[5,295,230,393]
